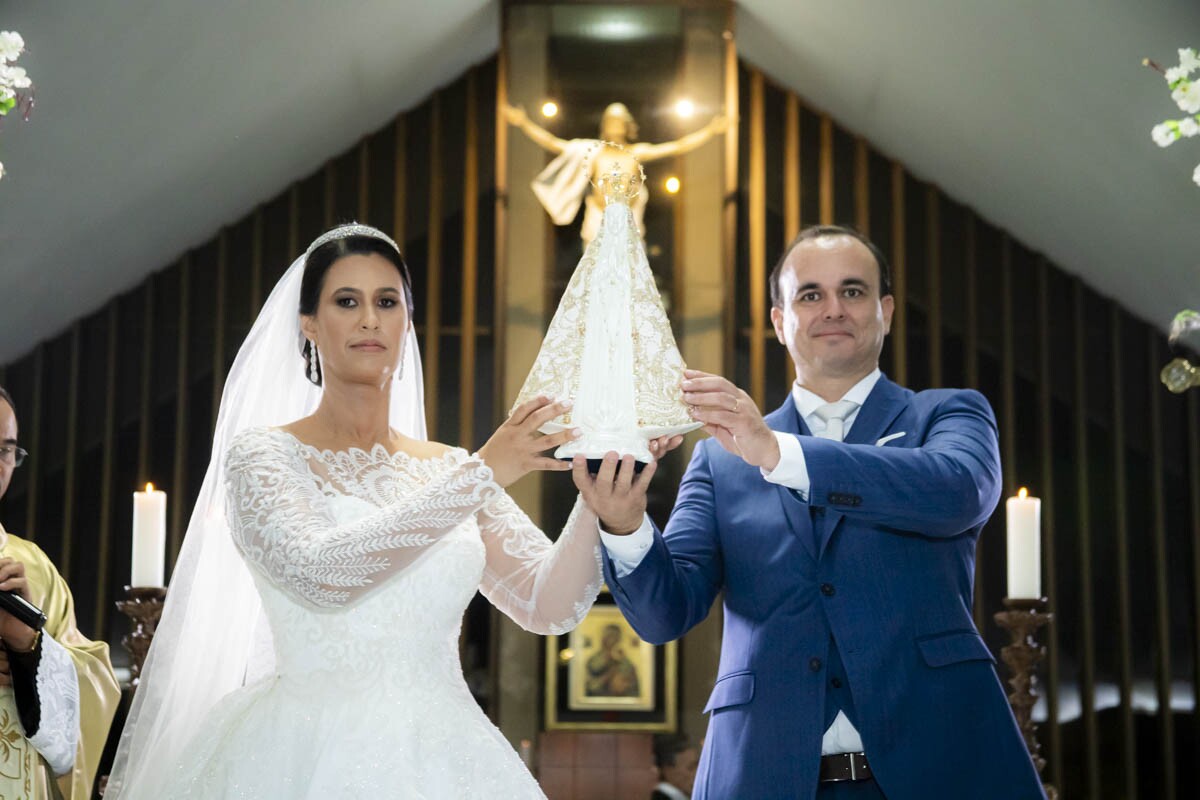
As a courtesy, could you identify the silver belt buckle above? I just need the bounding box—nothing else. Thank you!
[848,754,858,781]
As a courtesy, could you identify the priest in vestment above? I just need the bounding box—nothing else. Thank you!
[0,386,120,799]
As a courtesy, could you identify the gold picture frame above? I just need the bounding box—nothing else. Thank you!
[545,593,677,731]
[568,604,655,711]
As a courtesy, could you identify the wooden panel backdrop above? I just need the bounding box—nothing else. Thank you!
[0,55,1197,799]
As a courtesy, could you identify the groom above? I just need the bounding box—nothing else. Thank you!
[573,226,1045,799]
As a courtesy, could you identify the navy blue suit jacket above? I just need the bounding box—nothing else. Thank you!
[603,376,1045,799]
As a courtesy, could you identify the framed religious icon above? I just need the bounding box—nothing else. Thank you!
[544,591,677,731]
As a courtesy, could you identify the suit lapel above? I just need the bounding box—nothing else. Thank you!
[817,376,910,560]
[764,396,817,561]
[843,375,909,446]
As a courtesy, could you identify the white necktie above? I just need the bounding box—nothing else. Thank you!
[812,400,858,442]
[812,397,866,755]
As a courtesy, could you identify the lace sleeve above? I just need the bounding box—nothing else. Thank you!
[25,633,80,776]
[224,430,501,608]
[477,492,602,635]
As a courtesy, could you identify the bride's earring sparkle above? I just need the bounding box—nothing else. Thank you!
[308,342,321,385]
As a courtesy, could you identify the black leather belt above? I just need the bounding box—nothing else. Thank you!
[818,752,872,783]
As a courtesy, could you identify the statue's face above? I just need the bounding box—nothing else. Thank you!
[770,236,894,383]
[300,254,410,390]
[601,111,637,142]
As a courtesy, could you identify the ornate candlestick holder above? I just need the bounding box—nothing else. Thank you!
[116,585,166,690]
[994,597,1057,800]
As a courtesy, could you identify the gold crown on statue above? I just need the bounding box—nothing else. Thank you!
[585,141,645,205]
[306,223,402,256]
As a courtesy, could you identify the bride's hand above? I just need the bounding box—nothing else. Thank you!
[477,396,579,488]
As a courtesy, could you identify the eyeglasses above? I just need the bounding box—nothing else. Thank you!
[0,446,28,468]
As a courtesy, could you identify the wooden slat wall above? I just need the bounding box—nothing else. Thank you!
[93,304,118,637]
[22,346,43,540]
[783,95,799,390]
[1110,306,1139,799]
[424,95,444,435]
[60,325,81,575]
[1192,387,1200,784]
[460,72,480,448]
[747,70,767,409]
[734,61,1195,798]
[999,236,1017,495]
[0,63,501,719]
[1148,332,1176,798]
[169,257,190,566]
[889,163,908,386]
[1037,260,1063,788]
[1072,278,1100,795]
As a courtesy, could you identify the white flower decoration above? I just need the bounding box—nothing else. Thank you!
[1180,47,1200,74]
[1153,122,1178,147]
[0,161,5,181]
[0,64,30,90]
[0,31,23,64]
[1173,81,1200,114]
[1166,66,1188,84]
[1181,116,1200,137]
[1194,163,1200,186]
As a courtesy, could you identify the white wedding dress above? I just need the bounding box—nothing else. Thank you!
[158,427,602,799]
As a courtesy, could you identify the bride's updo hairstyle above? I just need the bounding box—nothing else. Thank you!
[300,232,414,318]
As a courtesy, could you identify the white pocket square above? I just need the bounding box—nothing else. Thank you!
[875,432,906,446]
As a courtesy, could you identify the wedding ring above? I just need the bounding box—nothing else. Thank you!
[733,399,740,413]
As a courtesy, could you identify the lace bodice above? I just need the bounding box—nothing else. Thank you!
[141,428,595,797]
[223,427,603,634]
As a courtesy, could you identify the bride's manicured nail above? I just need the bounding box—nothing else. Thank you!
[572,428,582,438]
[561,399,574,409]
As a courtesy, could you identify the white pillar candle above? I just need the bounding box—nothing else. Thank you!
[1005,487,1042,600]
[132,483,167,588]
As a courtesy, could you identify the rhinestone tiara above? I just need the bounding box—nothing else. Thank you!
[305,223,401,256]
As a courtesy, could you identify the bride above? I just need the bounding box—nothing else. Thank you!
[107,223,675,798]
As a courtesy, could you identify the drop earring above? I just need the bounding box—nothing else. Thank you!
[307,342,322,385]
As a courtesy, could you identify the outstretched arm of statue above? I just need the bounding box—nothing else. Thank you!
[503,103,569,155]
[632,112,734,163]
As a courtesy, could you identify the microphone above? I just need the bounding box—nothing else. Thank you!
[0,590,47,632]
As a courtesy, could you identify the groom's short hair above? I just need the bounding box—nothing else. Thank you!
[769,224,892,308]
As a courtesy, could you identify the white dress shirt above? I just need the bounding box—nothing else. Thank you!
[600,369,883,756]
[653,781,690,800]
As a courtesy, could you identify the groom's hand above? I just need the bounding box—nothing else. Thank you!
[682,369,780,471]
[571,446,668,535]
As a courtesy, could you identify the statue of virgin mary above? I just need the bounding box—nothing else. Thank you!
[513,147,700,464]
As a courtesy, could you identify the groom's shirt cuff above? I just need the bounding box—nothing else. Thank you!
[599,516,654,578]
[760,432,811,500]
